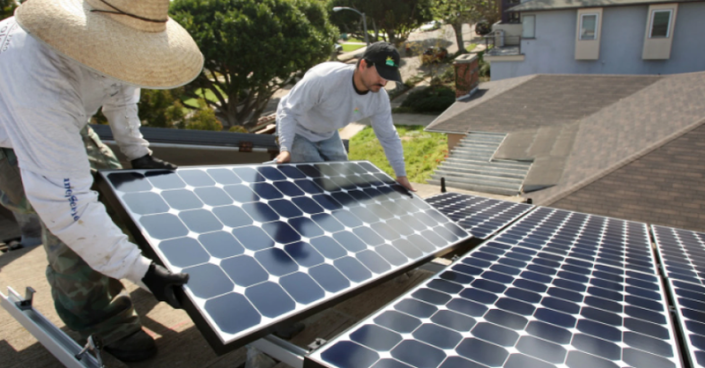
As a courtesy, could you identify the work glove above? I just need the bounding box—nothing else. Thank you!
[141,262,189,309]
[130,154,177,170]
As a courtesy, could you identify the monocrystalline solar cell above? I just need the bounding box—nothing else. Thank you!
[425,192,533,239]
[307,208,682,368]
[653,225,705,367]
[652,225,705,286]
[97,161,471,352]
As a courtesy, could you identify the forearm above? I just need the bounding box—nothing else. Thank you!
[276,108,299,152]
[22,169,151,283]
[103,104,151,161]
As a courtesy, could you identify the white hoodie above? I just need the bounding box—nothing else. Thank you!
[0,17,152,284]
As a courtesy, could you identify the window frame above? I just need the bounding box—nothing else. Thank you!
[649,9,673,38]
[579,13,599,40]
[522,14,536,39]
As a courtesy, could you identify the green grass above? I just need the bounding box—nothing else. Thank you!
[341,43,365,52]
[348,125,448,183]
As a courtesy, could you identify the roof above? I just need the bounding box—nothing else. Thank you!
[509,0,704,12]
[426,74,661,134]
[426,71,705,205]
[532,71,705,204]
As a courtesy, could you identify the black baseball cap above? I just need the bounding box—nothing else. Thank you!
[362,42,402,83]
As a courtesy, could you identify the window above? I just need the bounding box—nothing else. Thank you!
[650,9,672,38]
[522,15,536,38]
[580,14,598,40]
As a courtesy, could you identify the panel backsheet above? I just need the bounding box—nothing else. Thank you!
[653,225,705,367]
[308,207,681,368]
[99,161,471,349]
[426,192,533,239]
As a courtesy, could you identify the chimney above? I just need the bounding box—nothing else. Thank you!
[453,53,480,99]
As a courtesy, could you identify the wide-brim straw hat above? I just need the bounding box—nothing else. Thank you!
[15,0,204,89]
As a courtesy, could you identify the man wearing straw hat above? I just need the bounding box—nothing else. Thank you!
[0,0,204,362]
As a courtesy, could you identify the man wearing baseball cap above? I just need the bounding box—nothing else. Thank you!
[0,0,204,362]
[275,41,415,192]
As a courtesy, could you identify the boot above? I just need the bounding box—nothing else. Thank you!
[103,329,157,362]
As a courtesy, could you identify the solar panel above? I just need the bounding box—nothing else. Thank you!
[425,192,533,239]
[652,225,705,367]
[652,225,705,286]
[96,161,472,353]
[308,207,682,368]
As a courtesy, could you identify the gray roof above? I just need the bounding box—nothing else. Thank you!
[426,71,705,206]
[426,74,660,134]
[509,0,703,12]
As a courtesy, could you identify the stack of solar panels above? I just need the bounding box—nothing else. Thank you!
[97,161,472,352]
[653,225,705,367]
[426,192,533,239]
[308,207,683,368]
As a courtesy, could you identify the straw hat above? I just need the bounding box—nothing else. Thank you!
[15,0,204,89]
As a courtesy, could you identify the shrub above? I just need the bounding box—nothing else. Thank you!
[183,99,222,131]
[399,86,455,113]
[228,126,249,134]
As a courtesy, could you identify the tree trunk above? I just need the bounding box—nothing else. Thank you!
[373,20,379,42]
[387,29,396,47]
[453,22,466,54]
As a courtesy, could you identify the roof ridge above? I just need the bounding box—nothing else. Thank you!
[540,116,705,206]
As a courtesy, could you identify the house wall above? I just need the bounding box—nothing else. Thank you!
[550,123,705,233]
[491,2,705,80]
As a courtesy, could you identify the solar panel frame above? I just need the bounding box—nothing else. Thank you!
[652,225,705,368]
[425,192,534,239]
[96,161,473,354]
[307,207,684,368]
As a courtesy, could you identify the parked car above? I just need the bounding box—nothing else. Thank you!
[422,46,448,64]
[475,21,492,36]
[419,20,441,32]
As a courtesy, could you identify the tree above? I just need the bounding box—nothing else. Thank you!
[170,0,338,130]
[328,0,433,46]
[138,88,186,128]
[1,0,17,20]
[433,0,500,55]
[433,0,473,54]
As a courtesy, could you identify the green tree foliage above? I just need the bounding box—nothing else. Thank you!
[171,0,337,129]
[433,0,500,54]
[184,99,222,131]
[433,0,473,54]
[1,0,17,20]
[138,88,186,128]
[328,0,432,46]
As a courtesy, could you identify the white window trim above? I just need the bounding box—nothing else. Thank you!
[579,13,599,40]
[649,9,673,38]
[522,14,536,39]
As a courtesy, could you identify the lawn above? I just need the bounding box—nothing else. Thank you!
[348,125,448,184]
[341,43,365,52]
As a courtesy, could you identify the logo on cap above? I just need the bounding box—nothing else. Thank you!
[386,56,397,68]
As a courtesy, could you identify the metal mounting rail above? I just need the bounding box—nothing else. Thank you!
[1,286,103,368]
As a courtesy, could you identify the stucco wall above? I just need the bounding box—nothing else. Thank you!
[491,3,705,80]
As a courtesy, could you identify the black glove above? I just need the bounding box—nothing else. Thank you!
[130,154,177,170]
[142,263,189,309]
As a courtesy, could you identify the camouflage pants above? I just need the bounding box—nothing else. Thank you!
[0,126,141,344]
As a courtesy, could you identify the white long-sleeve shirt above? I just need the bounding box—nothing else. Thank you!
[0,18,152,284]
[276,62,407,177]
